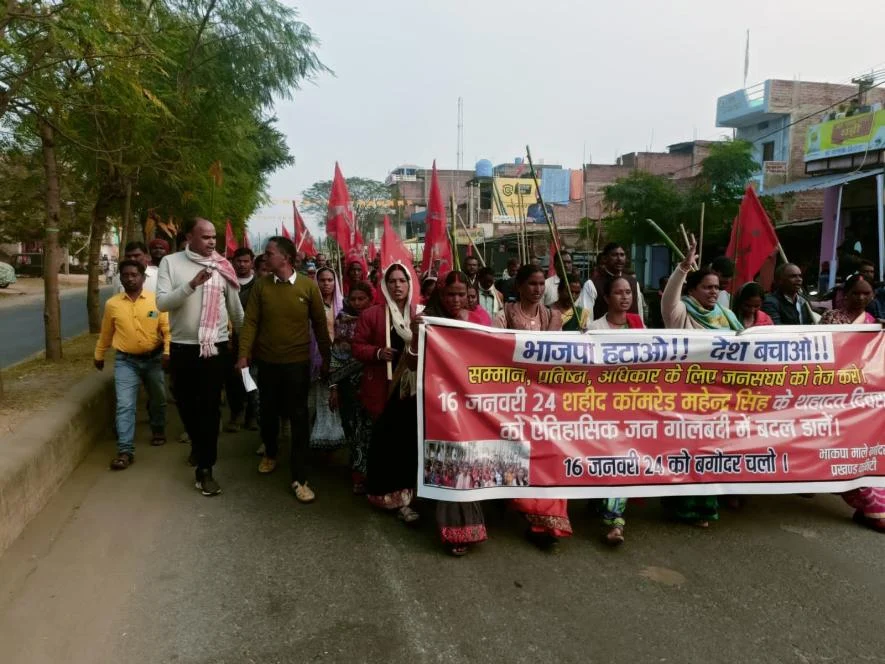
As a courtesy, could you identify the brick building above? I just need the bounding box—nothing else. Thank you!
[716,79,885,222]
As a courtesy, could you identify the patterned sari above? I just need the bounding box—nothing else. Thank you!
[493,302,572,538]
[820,308,885,520]
[330,308,373,478]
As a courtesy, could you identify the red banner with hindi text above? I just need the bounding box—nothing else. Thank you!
[416,319,885,501]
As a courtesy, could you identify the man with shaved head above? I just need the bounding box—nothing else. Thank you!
[761,263,815,325]
[157,217,244,496]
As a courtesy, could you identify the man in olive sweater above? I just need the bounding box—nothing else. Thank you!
[237,236,331,502]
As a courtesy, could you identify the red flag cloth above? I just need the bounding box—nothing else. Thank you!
[726,185,779,288]
[420,161,453,276]
[466,243,473,257]
[293,202,318,257]
[281,224,292,241]
[547,240,557,277]
[326,163,363,256]
[368,240,377,262]
[243,230,251,250]
[380,215,420,290]
[224,219,238,258]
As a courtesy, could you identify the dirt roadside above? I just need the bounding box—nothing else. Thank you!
[0,334,99,438]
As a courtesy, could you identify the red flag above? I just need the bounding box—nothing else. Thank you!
[466,243,473,257]
[368,240,378,262]
[380,215,419,291]
[420,161,453,276]
[224,219,237,258]
[326,163,363,256]
[281,223,292,241]
[243,230,251,250]
[547,241,556,277]
[726,185,779,288]
[293,202,318,257]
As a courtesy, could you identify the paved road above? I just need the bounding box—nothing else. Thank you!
[2,410,885,664]
[0,286,113,368]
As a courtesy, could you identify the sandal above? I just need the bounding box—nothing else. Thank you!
[853,510,885,533]
[449,545,468,557]
[397,506,420,524]
[110,453,134,470]
[151,434,167,446]
[605,526,625,546]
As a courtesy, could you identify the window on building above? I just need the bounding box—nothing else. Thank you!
[762,141,775,162]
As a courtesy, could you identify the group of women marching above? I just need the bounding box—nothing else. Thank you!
[303,239,884,557]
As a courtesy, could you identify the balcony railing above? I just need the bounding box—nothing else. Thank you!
[716,81,769,127]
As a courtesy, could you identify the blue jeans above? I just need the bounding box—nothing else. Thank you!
[114,352,166,455]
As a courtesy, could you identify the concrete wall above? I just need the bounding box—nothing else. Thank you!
[0,372,114,555]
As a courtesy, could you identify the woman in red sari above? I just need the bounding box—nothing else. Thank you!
[422,271,488,555]
[820,273,885,532]
[493,264,571,548]
[351,263,420,524]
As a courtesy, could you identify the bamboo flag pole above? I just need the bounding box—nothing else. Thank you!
[645,218,690,263]
[384,308,393,380]
[456,213,486,266]
[450,192,461,272]
[698,202,705,266]
[525,144,575,309]
[678,223,698,270]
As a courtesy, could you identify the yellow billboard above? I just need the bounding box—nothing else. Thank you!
[805,109,885,162]
[492,177,536,223]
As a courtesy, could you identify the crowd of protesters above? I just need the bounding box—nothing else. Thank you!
[94,218,885,556]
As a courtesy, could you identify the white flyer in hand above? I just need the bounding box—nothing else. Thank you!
[241,367,258,392]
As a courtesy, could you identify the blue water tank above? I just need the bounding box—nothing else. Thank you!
[475,159,493,178]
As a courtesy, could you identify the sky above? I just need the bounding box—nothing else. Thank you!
[247,0,885,240]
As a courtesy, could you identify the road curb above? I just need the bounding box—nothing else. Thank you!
[0,370,114,556]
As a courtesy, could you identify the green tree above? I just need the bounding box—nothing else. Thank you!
[301,177,393,240]
[602,171,685,246]
[685,139,762,247]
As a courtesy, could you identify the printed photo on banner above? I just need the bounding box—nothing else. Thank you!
[424,440,531,489]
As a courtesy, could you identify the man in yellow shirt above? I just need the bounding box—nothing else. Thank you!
[94,260,171,470]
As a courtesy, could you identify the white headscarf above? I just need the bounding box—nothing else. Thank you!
[379,262,416,397]
[380,262,413,345]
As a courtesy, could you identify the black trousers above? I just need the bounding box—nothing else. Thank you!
[225,337,257,423]
[170,342,228,473]
[256,360,310,483]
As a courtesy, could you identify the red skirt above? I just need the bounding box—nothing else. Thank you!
[512,498,572,537]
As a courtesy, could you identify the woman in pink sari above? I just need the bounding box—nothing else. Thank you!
[821,273,885,532]
[494,264,571,549]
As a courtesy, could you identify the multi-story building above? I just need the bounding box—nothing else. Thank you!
[716,78,885,286]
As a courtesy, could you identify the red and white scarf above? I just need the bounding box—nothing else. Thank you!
[185,247,239,357]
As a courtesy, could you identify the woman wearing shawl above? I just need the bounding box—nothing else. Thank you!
[552,273,592,332]
[351,263,420,524]
[586,275,646,544]
[493,264,571,549]
[660,236,742,527]
[309,266,346,449]
[328,282,375,494]
[820,273,885,533]
[422,271,489,555]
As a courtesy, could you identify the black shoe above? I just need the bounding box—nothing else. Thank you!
[195,469,222,496]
